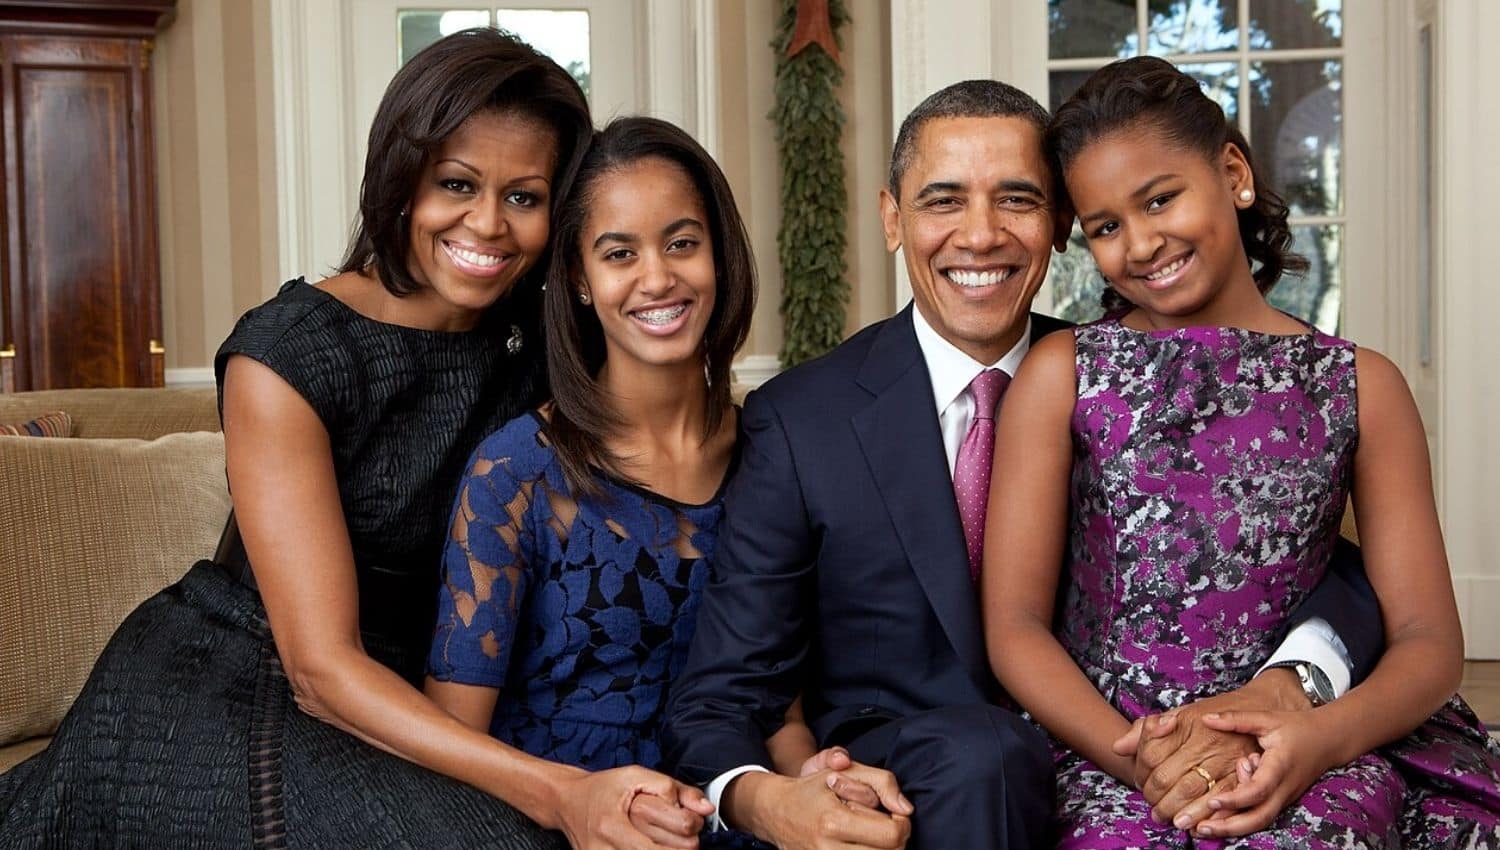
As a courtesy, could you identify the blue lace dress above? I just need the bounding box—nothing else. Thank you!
[427,412,728,771]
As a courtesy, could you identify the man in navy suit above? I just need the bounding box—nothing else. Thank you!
[664,80,1379,850]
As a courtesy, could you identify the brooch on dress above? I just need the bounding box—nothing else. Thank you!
[506,324,524,355]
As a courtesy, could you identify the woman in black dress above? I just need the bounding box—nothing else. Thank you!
[0,29,701,849]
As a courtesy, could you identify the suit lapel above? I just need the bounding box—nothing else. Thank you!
[850,307,988,680]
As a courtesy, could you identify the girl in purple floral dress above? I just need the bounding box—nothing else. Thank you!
[984,56,1500,849]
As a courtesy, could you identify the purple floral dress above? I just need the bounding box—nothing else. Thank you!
[1054,318,1500,849]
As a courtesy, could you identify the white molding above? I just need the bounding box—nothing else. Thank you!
[888,0,928,309]
[731,355,781,390]
[269,0,354,290]
[1435,0,1500,659]
[165,367,216,388]
[1456,577,1500,659]
[690,0,719,158]
[642,0,696,131]
[1341,3,1395,355]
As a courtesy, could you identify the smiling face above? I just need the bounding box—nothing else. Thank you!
[880,115,1059,364]
[579,157,717,372]
[1065,126,1262,327]
[404,109,558,329]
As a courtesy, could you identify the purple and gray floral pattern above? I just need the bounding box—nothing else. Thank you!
[1052,319,1500,848]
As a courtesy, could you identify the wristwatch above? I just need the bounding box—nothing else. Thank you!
[1268,660,1335,707]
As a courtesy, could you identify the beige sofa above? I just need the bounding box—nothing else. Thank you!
[0,388,228,772]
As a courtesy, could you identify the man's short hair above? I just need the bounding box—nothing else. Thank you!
[888,80,1051,198]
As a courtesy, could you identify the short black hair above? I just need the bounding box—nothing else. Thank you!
[888,79,1051,198]
[544,117,757,496]
[338,28,592,298]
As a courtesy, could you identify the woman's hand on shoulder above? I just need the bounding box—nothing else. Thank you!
[554,765,712,850]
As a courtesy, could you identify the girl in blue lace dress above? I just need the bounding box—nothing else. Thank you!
[985,56,1500,848]
[425,117,781,849]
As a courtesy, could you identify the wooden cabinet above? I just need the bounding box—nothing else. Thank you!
[0,1,175,391]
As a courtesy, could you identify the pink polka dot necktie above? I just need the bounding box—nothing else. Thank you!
[954,368,1011,582]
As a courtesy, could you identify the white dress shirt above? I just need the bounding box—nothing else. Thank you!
[910,303,1032,474]
[704,304,1352,829]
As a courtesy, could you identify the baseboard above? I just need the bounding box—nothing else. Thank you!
[731,355,781,390]
[1457,576,1500,659]
[165,367,215,388]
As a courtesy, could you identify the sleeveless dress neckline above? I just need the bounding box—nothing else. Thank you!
[298,276,507,338]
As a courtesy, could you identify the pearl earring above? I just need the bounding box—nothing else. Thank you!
[1239,189,1254,203]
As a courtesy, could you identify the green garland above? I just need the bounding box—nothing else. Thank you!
[771,0,850,368]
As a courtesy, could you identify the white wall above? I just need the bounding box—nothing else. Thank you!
[1435,0,1500,657]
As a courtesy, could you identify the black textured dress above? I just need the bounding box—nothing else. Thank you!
[0,280,567,849]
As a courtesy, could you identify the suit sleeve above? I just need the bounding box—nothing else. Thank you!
[1284,537,1384,684]
[662,389,817,785]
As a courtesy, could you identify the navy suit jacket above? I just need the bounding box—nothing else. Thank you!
[662,305,1380,786]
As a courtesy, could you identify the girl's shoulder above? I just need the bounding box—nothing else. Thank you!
[1351,345,1414,415]
[467,410,558,486]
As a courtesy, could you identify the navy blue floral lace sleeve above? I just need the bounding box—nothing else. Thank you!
[427,412,727,772]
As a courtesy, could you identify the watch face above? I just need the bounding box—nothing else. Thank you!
[1306,664,1335,704]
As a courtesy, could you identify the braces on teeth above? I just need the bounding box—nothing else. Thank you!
[635,305,687,324]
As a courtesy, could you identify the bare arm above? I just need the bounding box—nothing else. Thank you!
[766,696,818,776]
[425,680,501,732]
[982,331,1136,783]
[1302,348,1462,756]
[224,356,706,849]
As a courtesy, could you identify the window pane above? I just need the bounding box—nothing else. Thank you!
[1146,0,1237,55]
[1049,0,1138,60]
[398,10,492,66]
[1249,0,1341,49]
[1048,68,1103,113]
[1250,60,1341,217]
[1179,62,1239,123]
[495,9,591,97]
[1269,224,1342,331]
[1049,226,1107,325]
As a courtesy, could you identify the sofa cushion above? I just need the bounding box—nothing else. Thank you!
[0,387,218,439]
[0,736,51,774]
[0,410,73,438]
[0,431,230,747]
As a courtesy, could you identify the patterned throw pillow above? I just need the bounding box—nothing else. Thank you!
[0,411,73,438]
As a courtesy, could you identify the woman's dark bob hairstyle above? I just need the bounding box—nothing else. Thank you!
[1047,56,1307,313]
[339,28,592,300]
[544,116,757,495]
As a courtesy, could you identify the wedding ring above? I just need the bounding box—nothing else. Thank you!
[1191,764,1217,792]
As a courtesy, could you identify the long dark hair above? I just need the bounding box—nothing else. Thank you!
[338,28,592,306]
[544,117,757,496]
[1047,56,1307,312]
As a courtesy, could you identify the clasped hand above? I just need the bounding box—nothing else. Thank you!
[1112,674,1337,838]
[562,765,713,850]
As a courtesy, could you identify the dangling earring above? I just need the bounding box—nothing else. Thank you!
[506,324,524,355]
[1238,189,1254,203]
